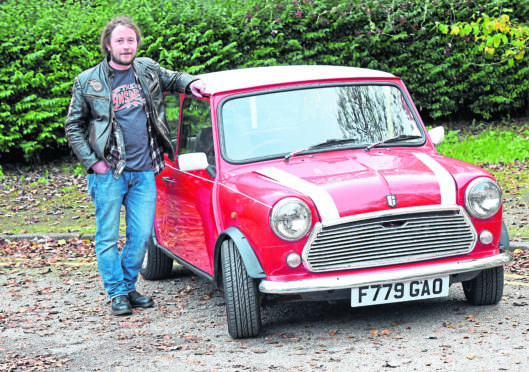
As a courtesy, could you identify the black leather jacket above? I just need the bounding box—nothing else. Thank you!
[64,57,197,174]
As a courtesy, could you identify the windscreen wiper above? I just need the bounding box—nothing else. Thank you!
[284,138,358,162]
[365,134,423,152]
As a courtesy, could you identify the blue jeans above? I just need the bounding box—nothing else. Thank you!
[87,170,156,300]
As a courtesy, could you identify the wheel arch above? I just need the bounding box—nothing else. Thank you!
[214,227,266,287]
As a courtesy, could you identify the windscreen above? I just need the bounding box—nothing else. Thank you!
[220,84,423,162]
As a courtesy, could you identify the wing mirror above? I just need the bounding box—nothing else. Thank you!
[428,126,445,146]
[178,152,209,171]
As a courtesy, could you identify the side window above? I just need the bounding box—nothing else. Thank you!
[164,94,181,143]
[178,98,214,165]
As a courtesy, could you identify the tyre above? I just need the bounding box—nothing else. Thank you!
[221,239,262,338]
[462,266,504,305]
[140,234,173,280]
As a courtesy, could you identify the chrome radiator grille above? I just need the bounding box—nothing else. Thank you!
[303,207,476,273]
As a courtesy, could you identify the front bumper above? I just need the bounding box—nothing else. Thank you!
[259,252,512,294]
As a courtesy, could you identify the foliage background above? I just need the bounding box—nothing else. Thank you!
[0,0,528,162]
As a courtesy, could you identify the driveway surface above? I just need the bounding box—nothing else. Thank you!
[1,257,528,371]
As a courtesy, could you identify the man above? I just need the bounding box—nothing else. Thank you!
[64,15,206,316]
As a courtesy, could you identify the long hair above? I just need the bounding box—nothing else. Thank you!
[100,15,143,57]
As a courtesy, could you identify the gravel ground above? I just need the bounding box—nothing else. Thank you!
[1,264,529,371]
[1,249,529,371]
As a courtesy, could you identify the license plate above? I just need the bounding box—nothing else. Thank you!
[351,277,449,307]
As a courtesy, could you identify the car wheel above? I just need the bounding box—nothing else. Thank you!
[462,266,504,305]
[140,234,173,280]
[221,239,262,338]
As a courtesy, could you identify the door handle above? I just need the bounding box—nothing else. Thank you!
[161,177,176,184]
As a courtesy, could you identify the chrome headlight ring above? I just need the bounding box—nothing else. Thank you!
[269,197,312,241]
[465,177,502,219]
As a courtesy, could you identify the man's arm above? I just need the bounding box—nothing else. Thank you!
[153,60,206,97]
[158,64,198,94]
[64,77,100,172]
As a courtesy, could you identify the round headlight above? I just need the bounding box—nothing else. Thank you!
[465,177,502,219]
[270,198,312,241]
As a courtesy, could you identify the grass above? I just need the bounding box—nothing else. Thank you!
[436,125,529,164]
[0,160,125,236]
[0,178,97,235]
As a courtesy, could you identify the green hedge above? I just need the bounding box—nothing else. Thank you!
[1,0,528,161]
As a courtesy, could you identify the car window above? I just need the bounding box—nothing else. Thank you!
[178,98,214,165]
[164,94,180,143]
[220,84,423,162]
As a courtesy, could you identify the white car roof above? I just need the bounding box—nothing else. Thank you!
[197,65,396,95]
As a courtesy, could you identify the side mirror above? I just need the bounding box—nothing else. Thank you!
[178,152,209,172]
[428,126,445,146]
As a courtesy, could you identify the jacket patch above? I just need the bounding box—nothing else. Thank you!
[88,79,103,92]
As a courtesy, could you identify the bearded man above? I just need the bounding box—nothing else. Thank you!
[65,15,206,315]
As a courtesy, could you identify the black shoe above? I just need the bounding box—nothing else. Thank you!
[128,290,154,308]
[111,295,132,316]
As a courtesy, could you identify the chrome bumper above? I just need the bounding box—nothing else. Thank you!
[259,252,512,294]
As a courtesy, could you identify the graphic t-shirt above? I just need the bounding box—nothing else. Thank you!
[111,67,151,172]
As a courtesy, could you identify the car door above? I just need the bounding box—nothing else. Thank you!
[155,95,216,276]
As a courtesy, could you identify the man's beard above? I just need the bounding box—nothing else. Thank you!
[109,48,136,66]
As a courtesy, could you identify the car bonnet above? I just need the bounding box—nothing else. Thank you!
[247,149,460,223]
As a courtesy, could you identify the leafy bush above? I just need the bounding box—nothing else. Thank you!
[0,0,110,162]
[0,0,528,161]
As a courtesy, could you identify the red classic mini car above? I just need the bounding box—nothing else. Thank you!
[141,65,512,338]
